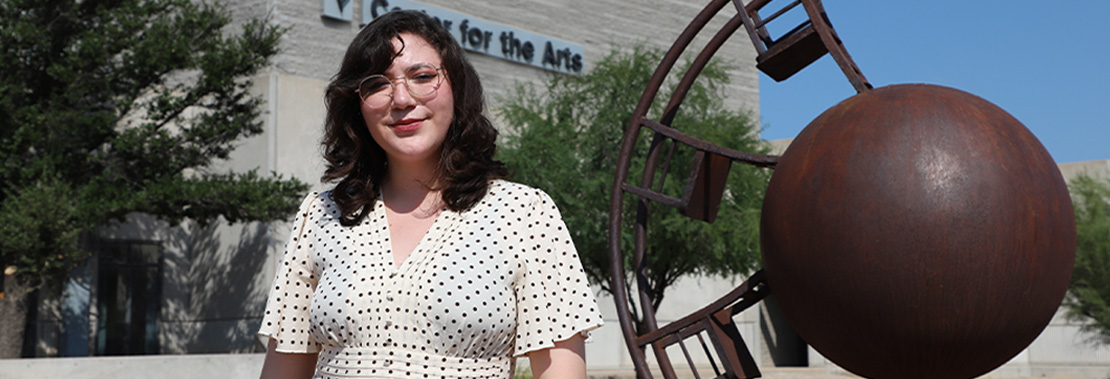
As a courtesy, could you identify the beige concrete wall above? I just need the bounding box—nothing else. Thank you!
[91,214,276,354]
[227,0,761,119]
[1059,159,1110,181]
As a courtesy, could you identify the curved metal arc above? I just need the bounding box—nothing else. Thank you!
[608,0,732,377]
[640,117,778,168]
[802,0,871,92]
[634,270,768,345]
[659,14,745,126]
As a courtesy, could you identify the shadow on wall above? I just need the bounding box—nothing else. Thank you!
[96,214,284,354]
[759,294,808,367]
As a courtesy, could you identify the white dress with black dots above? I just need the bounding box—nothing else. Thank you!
[258,180,604,378]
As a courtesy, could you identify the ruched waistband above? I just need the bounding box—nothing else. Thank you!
[315,346,511,378]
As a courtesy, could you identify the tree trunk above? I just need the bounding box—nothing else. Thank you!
[0,269,30,358]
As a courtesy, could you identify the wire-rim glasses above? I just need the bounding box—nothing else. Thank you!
[356,63,445,110]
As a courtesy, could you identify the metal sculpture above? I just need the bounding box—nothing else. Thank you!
[608,1,1076,378]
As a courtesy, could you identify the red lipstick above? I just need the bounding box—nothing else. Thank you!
[391,118,422,133]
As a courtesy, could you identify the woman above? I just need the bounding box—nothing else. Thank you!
[258,10,603,379]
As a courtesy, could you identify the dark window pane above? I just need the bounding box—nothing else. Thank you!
[95,240,161,356]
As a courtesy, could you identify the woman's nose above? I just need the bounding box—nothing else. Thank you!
[390,80,416,109]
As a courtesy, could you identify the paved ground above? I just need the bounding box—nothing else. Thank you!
[758,367,857,378]
[585,367,856,379]
[585,366,1110,379]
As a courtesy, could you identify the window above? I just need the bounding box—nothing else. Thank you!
[94,240,162,355]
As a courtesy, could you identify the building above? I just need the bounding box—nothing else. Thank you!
[14,0,1110,377]
[23,0,759,362]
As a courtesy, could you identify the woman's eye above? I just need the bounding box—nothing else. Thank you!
[411,72,438,83]
[363,79,390,92]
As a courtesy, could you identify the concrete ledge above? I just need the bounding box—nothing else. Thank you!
[2,354,1107,379]
[0,354,265,379]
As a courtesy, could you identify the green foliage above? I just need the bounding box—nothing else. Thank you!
[496,46,770,317]
[1065,174,1110,345]
[0,0,308,292]
[0,178,83,296]
[512,366,533,379]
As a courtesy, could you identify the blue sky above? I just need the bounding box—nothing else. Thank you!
[758,1,1109,164]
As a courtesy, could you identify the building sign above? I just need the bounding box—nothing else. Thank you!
[322,0,353,21]
[339,0,585,74]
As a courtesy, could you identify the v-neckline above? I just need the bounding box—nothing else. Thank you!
[380,203,450,271]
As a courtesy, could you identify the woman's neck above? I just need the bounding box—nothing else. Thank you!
[381,160,442,215]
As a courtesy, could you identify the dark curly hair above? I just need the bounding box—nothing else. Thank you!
[321,10,507,226]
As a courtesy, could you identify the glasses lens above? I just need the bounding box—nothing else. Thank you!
[358,65,442,109]
[406,65,442,98]
[359,76,392,108]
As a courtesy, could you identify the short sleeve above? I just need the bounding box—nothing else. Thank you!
[513,189,604,357]
[258,192,322,353]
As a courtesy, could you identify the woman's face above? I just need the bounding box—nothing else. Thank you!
[361,33,454,169]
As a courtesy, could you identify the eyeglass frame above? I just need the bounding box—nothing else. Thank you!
[355,64,446,109]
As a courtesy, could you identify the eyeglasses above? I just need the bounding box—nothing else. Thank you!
[356,63,445,110]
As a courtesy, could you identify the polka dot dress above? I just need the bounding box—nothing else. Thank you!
[259,180,604,378]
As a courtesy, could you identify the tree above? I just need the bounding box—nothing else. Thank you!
[1064,174,1110,345]
[0,0,308,357]
[496,46,770,329]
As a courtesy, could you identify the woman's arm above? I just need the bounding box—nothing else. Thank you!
[527,333,587,379]
[259,339,318,379]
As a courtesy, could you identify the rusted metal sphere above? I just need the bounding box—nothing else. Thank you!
[761,84,1076,379]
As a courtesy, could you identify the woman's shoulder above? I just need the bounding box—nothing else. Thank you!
[297,190,335,208]
[469,180,567,222]
[291,189,346,220]
[484,179,553,203]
